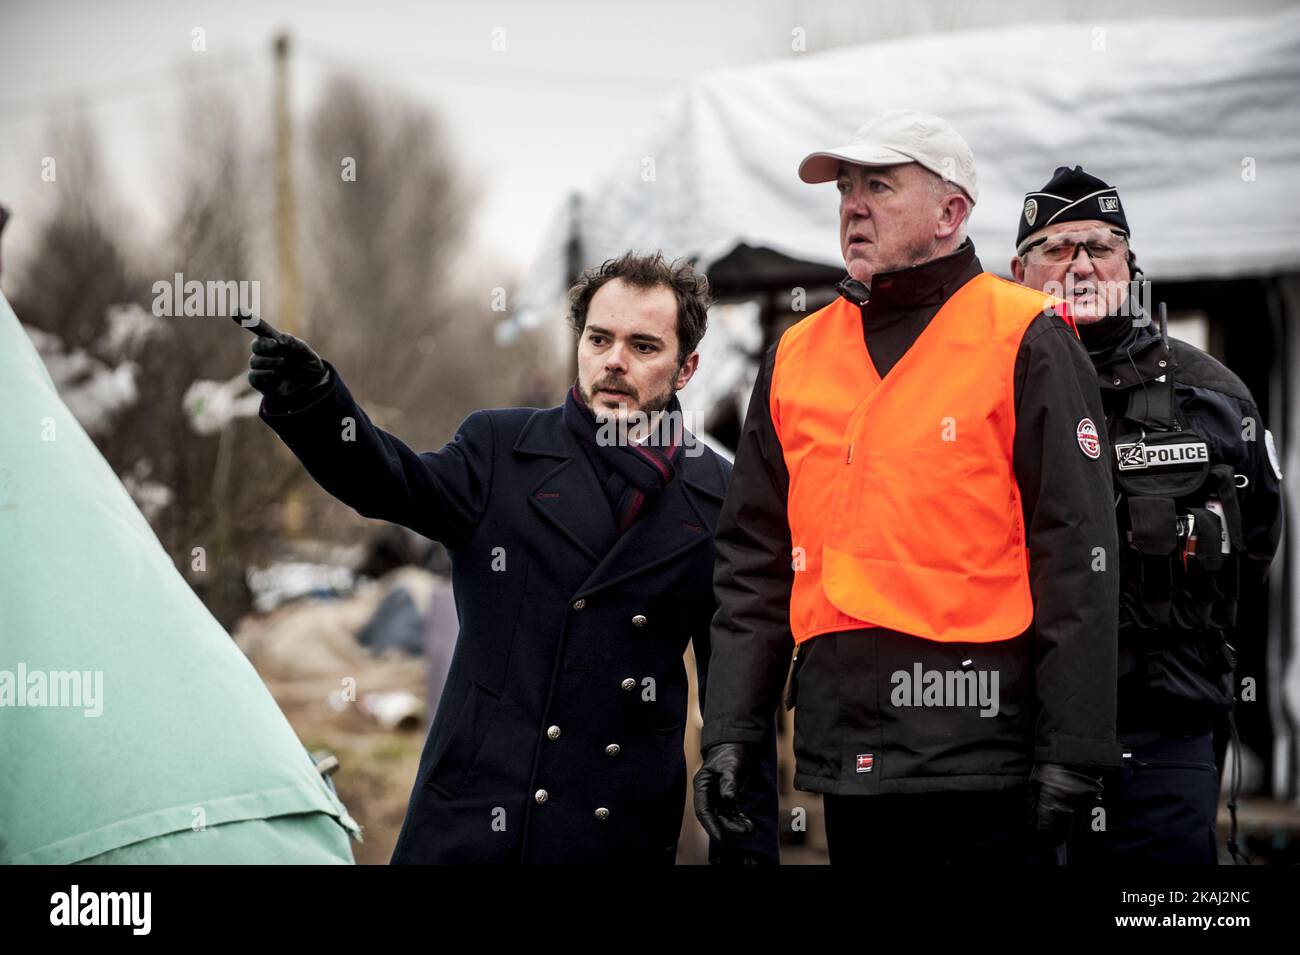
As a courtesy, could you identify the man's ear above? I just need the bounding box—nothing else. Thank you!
[675,351,699,391]
[935,193,971,241]
[1010,256,1026,284]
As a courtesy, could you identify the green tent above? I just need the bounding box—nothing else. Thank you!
[0,291,359,864]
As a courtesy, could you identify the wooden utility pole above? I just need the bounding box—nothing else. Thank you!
[565,194,583,382]
[273,32,306,534]
[273,32,301,336]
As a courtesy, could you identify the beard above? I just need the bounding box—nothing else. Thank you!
[637,382,676,415]
[582,374,676,421]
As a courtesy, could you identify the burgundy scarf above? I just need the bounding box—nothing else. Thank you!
[563,384,684,535]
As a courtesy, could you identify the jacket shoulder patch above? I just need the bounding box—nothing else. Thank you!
[1076,417,1102,459]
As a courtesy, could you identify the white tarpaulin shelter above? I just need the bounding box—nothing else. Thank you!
[512,8,1300,331]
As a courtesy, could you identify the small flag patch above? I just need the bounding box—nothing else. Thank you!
[1076,417,1101,459]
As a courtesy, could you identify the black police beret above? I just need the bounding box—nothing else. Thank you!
[1016,165,1129,250]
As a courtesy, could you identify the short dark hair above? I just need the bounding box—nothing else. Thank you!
[567,251,711,365]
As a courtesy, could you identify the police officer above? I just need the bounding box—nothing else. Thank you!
[694,113,1121,864]
[1011,166,1284,863]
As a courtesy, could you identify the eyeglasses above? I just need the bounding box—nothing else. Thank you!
[1020,229,1129,265]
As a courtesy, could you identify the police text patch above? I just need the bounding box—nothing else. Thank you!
[1115,440,1209,471]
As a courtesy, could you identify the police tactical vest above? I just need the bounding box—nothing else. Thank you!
[771,273,1061,644]
[1109,345,1245,643]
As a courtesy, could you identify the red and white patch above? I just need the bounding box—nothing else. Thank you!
[855,753,874,774]
[1076,417,1101,459]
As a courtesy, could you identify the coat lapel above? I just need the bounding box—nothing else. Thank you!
[515,408,616,564]
[575,468,717,600]
[513,406,722,593]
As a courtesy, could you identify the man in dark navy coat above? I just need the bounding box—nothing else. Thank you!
[239,251,779,864]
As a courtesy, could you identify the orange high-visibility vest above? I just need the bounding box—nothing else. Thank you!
[771,272,1071,644]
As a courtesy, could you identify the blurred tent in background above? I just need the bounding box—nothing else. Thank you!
[0,290,360,864]
[514,10,1300,323]
[511,9,1300,822]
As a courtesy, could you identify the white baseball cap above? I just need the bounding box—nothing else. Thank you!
[798,110,979,204]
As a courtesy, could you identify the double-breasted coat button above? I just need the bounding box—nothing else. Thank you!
[605,743,621,757]
[594,808,610,821]
[631,614,647,627]
[535,789,549,804]
[572,598,586,611]
[621,678,636,691]
[547,725,561,740]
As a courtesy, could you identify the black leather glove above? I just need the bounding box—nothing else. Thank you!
[693,741,757,842]
[1029,762,1102,846]
[232,311,330,405]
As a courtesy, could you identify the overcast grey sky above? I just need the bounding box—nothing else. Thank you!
[1,0,1289,285]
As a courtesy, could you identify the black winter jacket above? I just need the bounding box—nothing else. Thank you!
[700,242,1122,796]
[1078,315,1283,734]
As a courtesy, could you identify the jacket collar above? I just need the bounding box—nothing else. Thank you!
[512,406,725,597]
[837,239,982,320]
[1081,319,1176,390]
